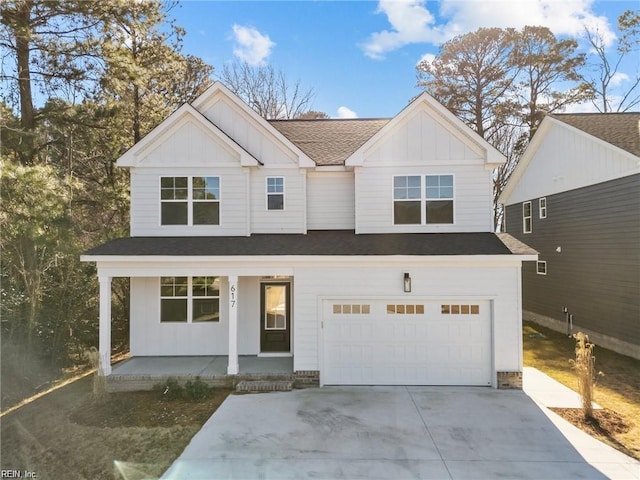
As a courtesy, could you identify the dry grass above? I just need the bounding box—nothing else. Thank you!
[1,376,231,480]
[524,321,640,460]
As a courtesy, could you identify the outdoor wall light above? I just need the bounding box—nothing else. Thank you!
[404,273,412,293]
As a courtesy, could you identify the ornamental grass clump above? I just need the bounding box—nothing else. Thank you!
[570,332,603,419]
[85,347,108,401]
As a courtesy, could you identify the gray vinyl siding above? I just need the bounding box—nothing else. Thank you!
[505,173,640,346]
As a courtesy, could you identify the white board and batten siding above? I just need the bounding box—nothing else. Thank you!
[505,120,640,205]
[307,172,356,230]
[198,93,300,167]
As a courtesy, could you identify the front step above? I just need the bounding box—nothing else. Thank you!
[236,380,293,393]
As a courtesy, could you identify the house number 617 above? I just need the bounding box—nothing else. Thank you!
[230,284,236,308]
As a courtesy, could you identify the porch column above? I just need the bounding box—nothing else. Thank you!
[227,275,239,374]
[98,275,112,376]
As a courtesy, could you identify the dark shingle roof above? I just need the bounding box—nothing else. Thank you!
[551,113,640,157]
[269,119,390,166]
[84,231,519,257]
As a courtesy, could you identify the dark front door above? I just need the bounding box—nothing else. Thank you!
[260,282,291,353]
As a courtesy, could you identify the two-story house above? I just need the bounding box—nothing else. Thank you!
[500,113,640,360]
[82,82,536,388]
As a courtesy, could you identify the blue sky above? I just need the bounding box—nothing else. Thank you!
[172,0,639,118]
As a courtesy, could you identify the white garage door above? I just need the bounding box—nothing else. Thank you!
[323,300,492,386]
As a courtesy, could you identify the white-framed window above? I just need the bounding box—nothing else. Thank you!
[523,201,532,233]
[393,174,454,225]
[266,176,285,211]
[537,261,547,275]
[539,197,547,219]
[160,276,220,323]
[160,176,220,225]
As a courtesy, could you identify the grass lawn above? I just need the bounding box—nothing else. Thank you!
[0,376,231,480]
[524,321,640,460]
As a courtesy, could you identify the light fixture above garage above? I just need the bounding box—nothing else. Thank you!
[404,273,411,293]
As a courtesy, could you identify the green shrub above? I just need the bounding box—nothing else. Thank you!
[153,377,184,401]
[184,377,210,401]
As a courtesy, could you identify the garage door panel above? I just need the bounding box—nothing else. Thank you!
[323,299,492,386]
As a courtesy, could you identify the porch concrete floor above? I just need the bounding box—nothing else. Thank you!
[111,355,293,377]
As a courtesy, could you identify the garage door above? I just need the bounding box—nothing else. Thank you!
[323,300,492,386]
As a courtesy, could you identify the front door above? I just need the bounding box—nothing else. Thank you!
[260,282,291,353]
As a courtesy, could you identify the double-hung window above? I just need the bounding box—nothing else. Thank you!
[393,175,454,225]
[425,175,454,224]
[160,276,220,323]
[266,177,285,210]
[523,201,532,233]
[160,176,220,225]
[539,197,547,219]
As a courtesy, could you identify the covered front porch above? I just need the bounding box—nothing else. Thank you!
[106,355,320,392]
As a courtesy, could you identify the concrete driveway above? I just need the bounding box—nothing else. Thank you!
[162,387,639,479]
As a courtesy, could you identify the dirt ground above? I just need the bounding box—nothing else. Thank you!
[551,407,636,459]
[1,376,231,480]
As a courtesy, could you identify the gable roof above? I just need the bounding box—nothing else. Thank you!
[117,103,261,167]
[345,91,506,167]
[499,113,640,205]
[269,118,389,166]
[192,82,316,168]
[551,113,640,157]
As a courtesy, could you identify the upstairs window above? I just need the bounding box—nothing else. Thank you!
[393,175,454,225]
[523,201,532,233]
[160,176,220,225]
[393,175,421,224]
[425,175,454,224]
[266,177,285,210]
[539,197,547,219]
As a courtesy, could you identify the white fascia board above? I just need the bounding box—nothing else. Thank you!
[192,81,316,168]
[82,254,535,268]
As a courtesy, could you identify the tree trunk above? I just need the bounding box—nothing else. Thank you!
[14,1,35,134]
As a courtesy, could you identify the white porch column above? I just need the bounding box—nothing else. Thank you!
[227,275,239,374]
[98,276,112,376]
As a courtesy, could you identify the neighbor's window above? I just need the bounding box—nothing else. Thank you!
[537,261,547,275]
[266,177,285,210]
[523,201,532,233]
[539,197,547,219]
[160,176,220,226]
[161,276,220,323]
[393,175,454,225]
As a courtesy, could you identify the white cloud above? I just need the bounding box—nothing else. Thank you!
[416,53,435,68]
[232,24,275,66]
[361,0,445,59]
[362,0,616,59]
[336,106,358,119]
[610,72,630,87]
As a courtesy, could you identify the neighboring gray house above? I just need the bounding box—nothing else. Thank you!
[500,113,640,359]
[82,82,536,388]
